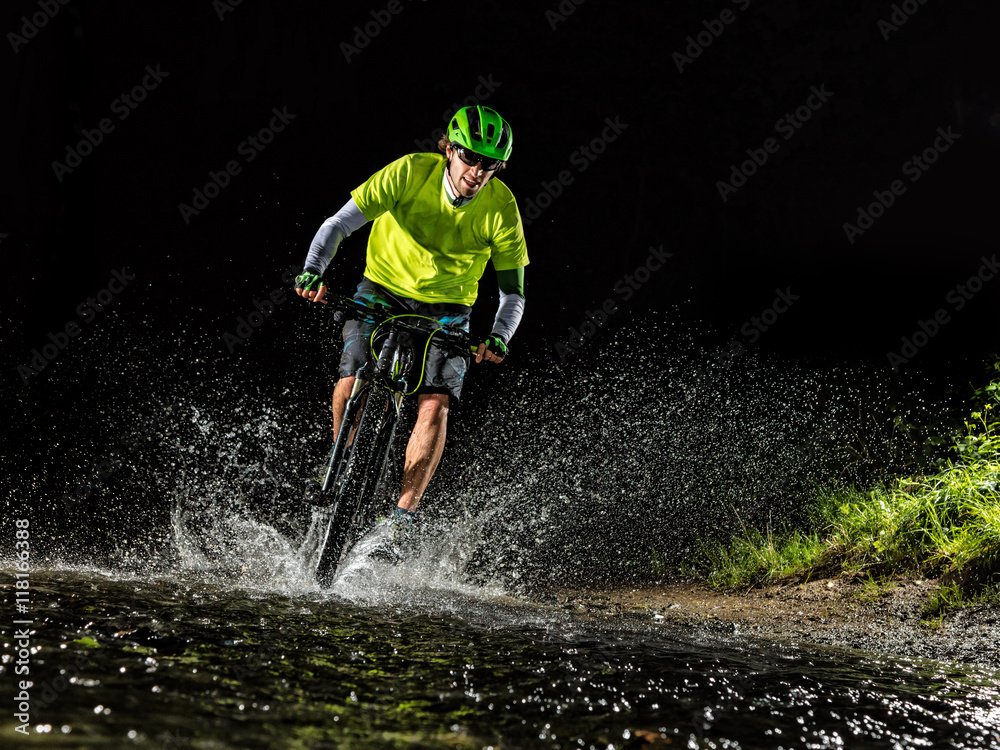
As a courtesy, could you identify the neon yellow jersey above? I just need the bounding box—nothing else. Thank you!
[350,153,529,306]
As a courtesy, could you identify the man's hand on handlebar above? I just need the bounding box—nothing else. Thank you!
[475,333,507,364]
[295,270,328,304]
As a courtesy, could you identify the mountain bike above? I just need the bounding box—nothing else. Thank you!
[314,295,471,587]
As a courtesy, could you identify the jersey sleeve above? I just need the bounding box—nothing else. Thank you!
[350,155,412,222]
[490,197,529,271]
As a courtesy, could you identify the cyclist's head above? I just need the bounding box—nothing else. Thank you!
[438,106,512,200]
[446,105,513,163]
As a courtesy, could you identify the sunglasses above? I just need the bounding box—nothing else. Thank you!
[450,143,503,172]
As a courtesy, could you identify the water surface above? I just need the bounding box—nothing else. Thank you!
[3,562,999,749]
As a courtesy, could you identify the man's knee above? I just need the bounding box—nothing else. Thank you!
[334,376,356,395]
[416,393,449,421]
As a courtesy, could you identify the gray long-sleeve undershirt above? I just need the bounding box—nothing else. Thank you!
[492,290,525,343]
[303,197,525,342]
[304,198,369,275]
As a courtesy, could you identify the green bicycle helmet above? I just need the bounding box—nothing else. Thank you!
[447,105,513,162]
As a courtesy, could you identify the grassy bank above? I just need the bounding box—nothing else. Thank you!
[695,362,1000,615]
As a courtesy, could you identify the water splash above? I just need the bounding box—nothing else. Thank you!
[9,298,974,594]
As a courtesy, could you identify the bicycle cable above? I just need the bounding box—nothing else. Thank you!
[367,313,467,396]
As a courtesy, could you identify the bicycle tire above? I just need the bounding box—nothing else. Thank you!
[340,390,400,548]
[351,394,402,534]
[316,387,400,586]
[319,382,370,498]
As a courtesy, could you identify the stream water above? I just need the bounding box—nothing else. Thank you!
[3,548,1000,749]
[6,314,995,748]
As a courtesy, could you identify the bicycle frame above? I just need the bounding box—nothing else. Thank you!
[320,328,408,497]
[314,297,470,587]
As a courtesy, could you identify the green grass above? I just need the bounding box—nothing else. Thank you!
[922,581,1000,626]
[700,525,829,589]
[694,379,1000,615]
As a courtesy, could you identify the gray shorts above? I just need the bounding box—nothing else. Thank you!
[338,278,471,403]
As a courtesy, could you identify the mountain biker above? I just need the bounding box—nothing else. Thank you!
[294,105,528,551]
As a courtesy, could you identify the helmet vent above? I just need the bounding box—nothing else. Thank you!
[496,122,510,151]
[486,123,495,141]
[467,106,482,142]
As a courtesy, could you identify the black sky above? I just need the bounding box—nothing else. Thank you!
[4,0,1000,391]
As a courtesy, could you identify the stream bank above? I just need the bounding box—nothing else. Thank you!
[543,575,1000,669]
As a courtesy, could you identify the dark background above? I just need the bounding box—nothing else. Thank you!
[3,0,999,572]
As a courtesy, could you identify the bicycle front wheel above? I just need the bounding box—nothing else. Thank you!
[316,387,400,586]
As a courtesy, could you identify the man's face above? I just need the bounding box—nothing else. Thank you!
[446,144,500,199]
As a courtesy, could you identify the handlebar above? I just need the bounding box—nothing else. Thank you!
[325,295,473,355]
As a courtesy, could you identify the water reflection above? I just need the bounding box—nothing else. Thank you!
[2,568,999,749]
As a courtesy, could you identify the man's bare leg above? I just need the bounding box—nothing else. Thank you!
[397,393,449,512]
[331,376,355,437]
